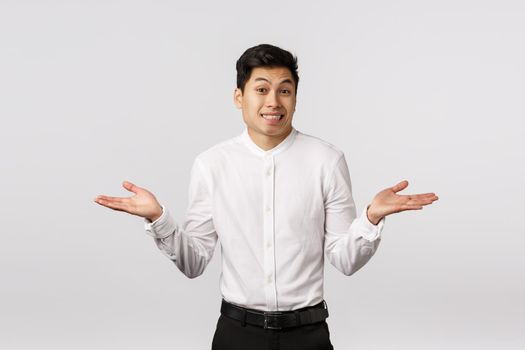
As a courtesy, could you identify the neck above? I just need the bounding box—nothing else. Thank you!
[247,127,293,151]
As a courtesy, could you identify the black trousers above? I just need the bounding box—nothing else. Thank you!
[211,313,334,350]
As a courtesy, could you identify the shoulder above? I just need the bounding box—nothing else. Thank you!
[294,129,345,165]
[193,133,243,166]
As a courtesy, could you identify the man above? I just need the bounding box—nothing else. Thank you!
[94,44,438,350]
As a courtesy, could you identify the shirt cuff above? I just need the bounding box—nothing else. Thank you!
[358,206,385,241]
[143,205,177,239]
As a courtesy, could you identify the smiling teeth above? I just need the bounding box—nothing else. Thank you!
[262,114,282,120]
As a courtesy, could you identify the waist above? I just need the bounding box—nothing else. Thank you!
[220,298,330,329]
[224,299,326,313]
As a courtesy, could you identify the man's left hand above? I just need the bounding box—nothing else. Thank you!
[366,180,439,225]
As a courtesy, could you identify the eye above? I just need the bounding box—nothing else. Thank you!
[256,87,267,93]
[281,89,291,94]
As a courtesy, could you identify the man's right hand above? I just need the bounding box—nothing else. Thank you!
[94,181,163,222]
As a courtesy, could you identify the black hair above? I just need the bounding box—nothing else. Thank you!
[236,44,299,95]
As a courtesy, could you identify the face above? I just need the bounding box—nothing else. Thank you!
[234,66,297,140]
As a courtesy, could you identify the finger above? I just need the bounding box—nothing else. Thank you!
[403,193,439,201]
[94,197,129,212]
[405,197,437,206]
[414,199,436,206]
[391,180,409,193]
[94,195,128,203]
[399,204,423,211]
[94,195,129,209]
[123,181,140,194]
[409,192,438,199]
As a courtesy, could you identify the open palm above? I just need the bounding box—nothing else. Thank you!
[367,180,439,224]
[94,181,163,222]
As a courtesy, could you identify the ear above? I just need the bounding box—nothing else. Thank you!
[233,88,243,109]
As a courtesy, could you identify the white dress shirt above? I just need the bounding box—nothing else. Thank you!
[144,126,385,311]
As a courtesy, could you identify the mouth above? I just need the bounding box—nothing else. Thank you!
[260,114,284,121]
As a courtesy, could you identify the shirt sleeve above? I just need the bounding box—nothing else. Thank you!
[323,153,385,276]
[143,157,218,279]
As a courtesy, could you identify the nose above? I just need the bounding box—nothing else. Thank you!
[265,90,281,108]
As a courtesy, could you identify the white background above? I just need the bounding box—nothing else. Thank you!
[1,0,524,349]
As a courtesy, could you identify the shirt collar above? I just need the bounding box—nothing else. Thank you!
[240,126,298,157]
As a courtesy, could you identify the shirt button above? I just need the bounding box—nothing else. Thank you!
[267,275,272,284]
[266,168,272,176]
[266,207,271,213]
[266,241,272,248]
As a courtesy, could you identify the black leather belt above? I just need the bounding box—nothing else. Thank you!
[220,299,329,330]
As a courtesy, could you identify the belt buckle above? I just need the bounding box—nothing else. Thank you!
[263,312,283,330]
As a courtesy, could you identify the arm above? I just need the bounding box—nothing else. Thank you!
[323,154,385,276]
[144,157,218,279]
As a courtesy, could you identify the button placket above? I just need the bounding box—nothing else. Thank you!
[262,155,277,310]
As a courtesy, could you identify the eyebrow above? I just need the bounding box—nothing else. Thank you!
[254,77,294,86]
